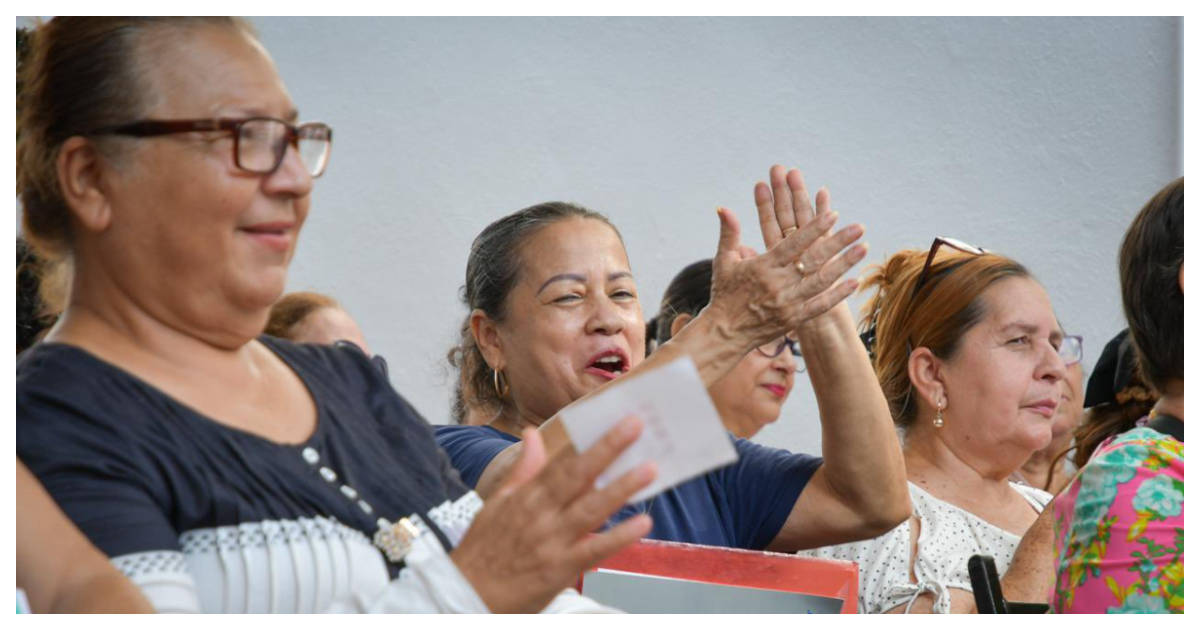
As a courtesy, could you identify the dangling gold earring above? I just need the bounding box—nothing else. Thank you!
[493,368,510,398]
[934,399,945,428]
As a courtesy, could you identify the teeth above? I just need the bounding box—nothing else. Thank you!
[596,357,620,364]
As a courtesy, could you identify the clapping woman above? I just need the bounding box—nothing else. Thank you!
[438,168,911,552]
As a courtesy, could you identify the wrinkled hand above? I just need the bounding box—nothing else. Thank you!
[755,165,834,250]
[706,166,867,349]
[451,417,655,613]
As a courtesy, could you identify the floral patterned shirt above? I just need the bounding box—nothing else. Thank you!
[1051,426,1184,613]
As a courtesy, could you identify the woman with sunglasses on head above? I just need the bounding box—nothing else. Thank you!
[647,258,802,439]
[796,238,1073,613]
[16,17,679,614]
[438,166,911,553]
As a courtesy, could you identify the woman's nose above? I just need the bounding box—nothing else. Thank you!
[262,142,314,198]
[587,297,626,335]
[773,348,798,373]
[1038,341,1067,383]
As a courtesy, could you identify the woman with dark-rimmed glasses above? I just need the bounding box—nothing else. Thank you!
[647,258,804,439]
[16,17,664,613]
[797,236,1074,613]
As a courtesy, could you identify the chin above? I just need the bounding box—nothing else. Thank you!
[238,270,289,308]
[1021,424,1055,452]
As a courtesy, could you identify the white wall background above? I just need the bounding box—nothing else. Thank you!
[250,16,1182,455]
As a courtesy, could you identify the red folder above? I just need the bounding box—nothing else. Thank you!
[580,538,858,613]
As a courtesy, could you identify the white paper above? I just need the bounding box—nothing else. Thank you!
[558,357,739,503]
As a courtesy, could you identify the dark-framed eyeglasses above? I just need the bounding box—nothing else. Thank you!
[861,236,989,361]
[89,117,333,178]
[1059,334,1083,366]
[754,336,806,373]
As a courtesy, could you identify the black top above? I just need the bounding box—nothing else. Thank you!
[16,336,470,579]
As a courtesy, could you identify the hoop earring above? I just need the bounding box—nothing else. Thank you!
[493,368,510,398]
[934,399,945,428]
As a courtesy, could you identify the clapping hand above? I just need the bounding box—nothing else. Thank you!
[451,416,655,613]
[706,167,867,350]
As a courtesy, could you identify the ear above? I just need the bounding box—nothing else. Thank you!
[56,136,114,233]
[908,346,947,411]
[669,313,693,338]
[1179,262,1184,294]
[469,308,505,372]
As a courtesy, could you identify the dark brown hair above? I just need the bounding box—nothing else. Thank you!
[16,17,253,313]
[1118,177,1183,394]
[265,291,340,340]
[1070,375,1157,469]
[446,201,621,423]
[647,259,713,355]
[859,248,1030,427]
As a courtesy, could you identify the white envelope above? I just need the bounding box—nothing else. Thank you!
[559,356,739,503]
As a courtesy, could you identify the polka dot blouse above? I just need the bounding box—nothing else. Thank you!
[796,481,1051,613]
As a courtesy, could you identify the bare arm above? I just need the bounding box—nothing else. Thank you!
[17,460,155,613]
[998,498,1057,604]
[751,168,908,552]
[770,301,910,550]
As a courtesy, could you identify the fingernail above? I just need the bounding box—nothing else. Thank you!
[619,416,642,438]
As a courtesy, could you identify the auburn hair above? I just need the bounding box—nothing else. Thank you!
[859,247,1031,427]
[265,291,340,340]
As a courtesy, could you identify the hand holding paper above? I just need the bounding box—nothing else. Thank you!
[558,357,738,503]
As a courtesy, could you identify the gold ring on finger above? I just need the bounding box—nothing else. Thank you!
[795,260,807,276]
[782,226,797,238]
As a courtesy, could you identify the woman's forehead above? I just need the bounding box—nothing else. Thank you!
[979,277,1055,330]
[518,219,631,280]
[138,25,294,119]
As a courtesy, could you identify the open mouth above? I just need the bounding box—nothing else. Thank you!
[584,350,629,381]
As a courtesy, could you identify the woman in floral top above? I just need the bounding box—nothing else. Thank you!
[1051,177,1184,614]
[1052,426,1183,613]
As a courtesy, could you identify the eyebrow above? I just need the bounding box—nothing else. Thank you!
[1000,321,1063,342]
[536,271,633,296]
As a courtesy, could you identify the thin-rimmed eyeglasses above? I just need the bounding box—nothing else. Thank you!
[754,336,806,373]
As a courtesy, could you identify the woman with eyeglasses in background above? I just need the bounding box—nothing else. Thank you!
[647,258,803,439]
[797,237,1073,613]
[438,166,911,553]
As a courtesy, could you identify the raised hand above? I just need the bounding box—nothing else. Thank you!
[705,177,867,350]
[450,416,656,613]
[756,164,831,250]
